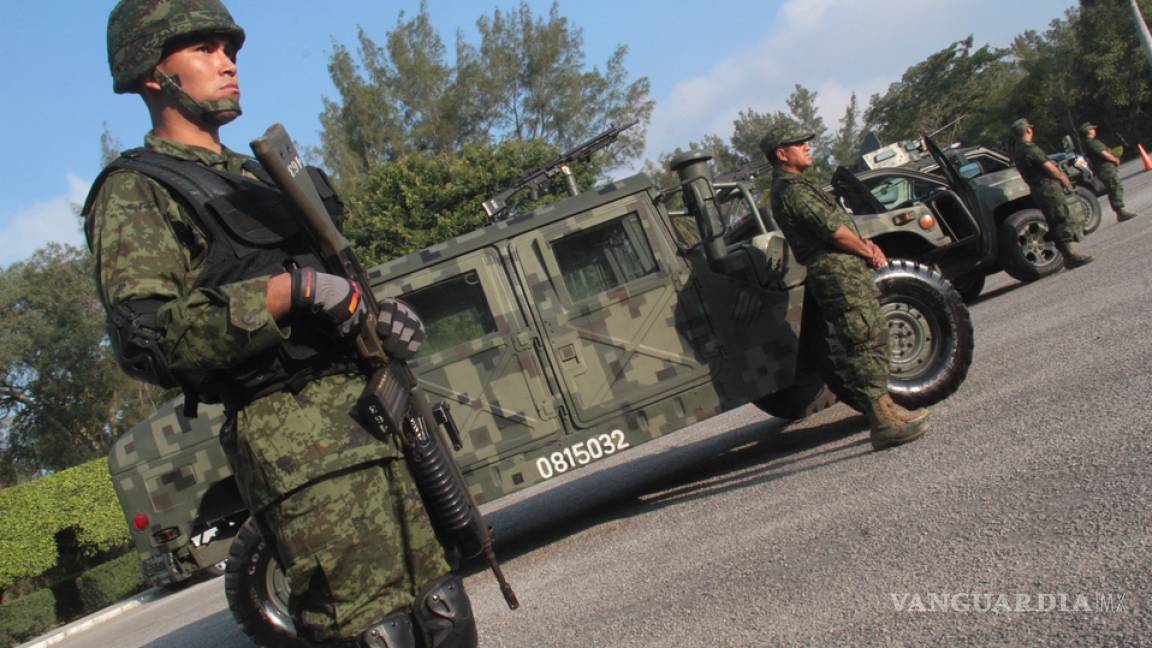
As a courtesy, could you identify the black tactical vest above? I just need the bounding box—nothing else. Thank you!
[85,149,360,409]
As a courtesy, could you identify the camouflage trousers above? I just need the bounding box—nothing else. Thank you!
[1032,179,1083,242]
[806,253,890,410]
[1097,165,1126,211]
[220,372,450,644]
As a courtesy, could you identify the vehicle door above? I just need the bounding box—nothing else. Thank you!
[923,136,995,260]
[831,166,887,215]
[375,248,565,470]
[508,194,715,428]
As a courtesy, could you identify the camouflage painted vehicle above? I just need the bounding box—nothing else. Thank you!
[109,143,974,645]
[830,137,1099,302]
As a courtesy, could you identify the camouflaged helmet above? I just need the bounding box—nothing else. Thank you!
[107,0,246,94]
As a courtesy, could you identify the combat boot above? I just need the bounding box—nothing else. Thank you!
[1117,209,1139,222]
[1056,240,1094,269]
[885,394,930,425]
[866,395,928,450]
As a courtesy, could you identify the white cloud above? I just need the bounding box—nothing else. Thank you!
[642,0,1074,163]
[0,173,91,268]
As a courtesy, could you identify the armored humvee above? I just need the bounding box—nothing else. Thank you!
[108,140,973,646]
[829,137,1099,302]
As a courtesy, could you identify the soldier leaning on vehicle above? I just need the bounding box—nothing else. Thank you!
[83,1,477,646]
[761,128,930,450]
[1009,118,1093,269]
[1080,121,1139,223]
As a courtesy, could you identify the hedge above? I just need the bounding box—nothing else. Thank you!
[0,588,56,647]
[0,458,130,591]
[76,553,145,613]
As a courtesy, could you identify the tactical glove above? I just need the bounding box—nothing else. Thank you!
[290,268,366,337]
[377,298,426,360]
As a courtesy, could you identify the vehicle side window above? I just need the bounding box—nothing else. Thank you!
[552,212,658,302]
[401,271,497,356]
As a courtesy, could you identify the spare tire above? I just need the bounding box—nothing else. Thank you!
[756,260,973,417]
[224,518,309,648]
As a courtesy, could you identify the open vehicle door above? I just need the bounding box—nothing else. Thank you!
[923,135,981,215]
[830,166,886,215]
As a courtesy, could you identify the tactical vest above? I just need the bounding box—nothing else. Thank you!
[85,149,360,410]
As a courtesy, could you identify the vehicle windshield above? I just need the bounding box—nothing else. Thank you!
[864,175,944,210]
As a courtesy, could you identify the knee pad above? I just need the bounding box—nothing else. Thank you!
[361,611,417,648]
[413,575,478,648]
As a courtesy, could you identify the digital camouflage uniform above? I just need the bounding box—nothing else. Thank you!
[770,171,890,409]
[1084,136,1126,212]
[1012,140,1084,243]
[85,135,449,644]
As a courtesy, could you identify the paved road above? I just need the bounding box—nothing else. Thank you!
[46,162,1152,647]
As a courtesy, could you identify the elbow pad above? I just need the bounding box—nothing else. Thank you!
[106,298,180,388]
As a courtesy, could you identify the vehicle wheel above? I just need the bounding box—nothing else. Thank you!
[224,518,309,648]
[998,209,1063,282]
[950,271,986,303]
[1070,186,1101,235]
[753,367,839,420]
[813,261,974,411]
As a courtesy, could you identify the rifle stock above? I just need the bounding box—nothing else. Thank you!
[251,123,519,610]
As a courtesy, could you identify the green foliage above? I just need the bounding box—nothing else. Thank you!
[344,138,595,265]
[0,245,170,479]
[76,553,143,613]
[864,36,1011,144]
[318,1,653,183]
[0,459,130,591]
[829,93,863,169]
[0,587,56,646]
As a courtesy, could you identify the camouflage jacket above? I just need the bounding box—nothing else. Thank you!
[1011,140,1060,189]
[770,170,862,265]
[84,134,290,381]
[1084,138,1118,174]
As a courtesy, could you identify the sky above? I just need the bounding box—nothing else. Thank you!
[1,0,1079,268]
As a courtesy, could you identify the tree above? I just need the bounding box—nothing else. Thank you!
[865,37,1011,145]
[318,1,653,182]
[829,93,862,168]
[344,138,600,265]
[0,246,169,480]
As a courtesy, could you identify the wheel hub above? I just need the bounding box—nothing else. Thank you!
[1017,222,1058,266]
[883,302,934,377]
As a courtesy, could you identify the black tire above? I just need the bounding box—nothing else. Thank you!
[950,271,986,303]
[998,209,1063,282]
[224,518,309,648]
[815,261,974,411]
[1070,186,1102,235]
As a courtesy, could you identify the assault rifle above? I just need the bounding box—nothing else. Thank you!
[713,161,771,184]
[482,120,639,220]
[251,123,519,610]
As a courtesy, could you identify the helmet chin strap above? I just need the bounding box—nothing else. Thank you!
[153,69,241,127]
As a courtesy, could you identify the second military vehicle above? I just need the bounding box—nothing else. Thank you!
[108,128,974,646]
[830,136,1098,302]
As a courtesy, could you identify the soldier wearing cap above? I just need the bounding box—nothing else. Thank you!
[84,2,477,646]
[761,128,929,450]
[1080,121,1138,222]
[1009,118,1093,269]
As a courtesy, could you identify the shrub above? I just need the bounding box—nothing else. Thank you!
[76,553,144,614]
[0,588,56,647]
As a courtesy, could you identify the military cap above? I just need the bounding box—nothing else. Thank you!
[1079,121,1098,135]
[760,128,816,158]
[1010,118,1034,136]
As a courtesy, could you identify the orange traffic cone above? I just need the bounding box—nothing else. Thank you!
[1139,143,1152,171]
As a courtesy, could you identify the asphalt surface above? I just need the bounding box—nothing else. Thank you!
[33,161,1152,648]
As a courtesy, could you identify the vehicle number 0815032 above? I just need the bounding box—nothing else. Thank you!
[535,430,631,480]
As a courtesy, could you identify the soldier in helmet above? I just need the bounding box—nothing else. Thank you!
[84,2,477,646]
[761,128,929,450]
[1009,118,1093,269]
[1080,121,1138,222]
